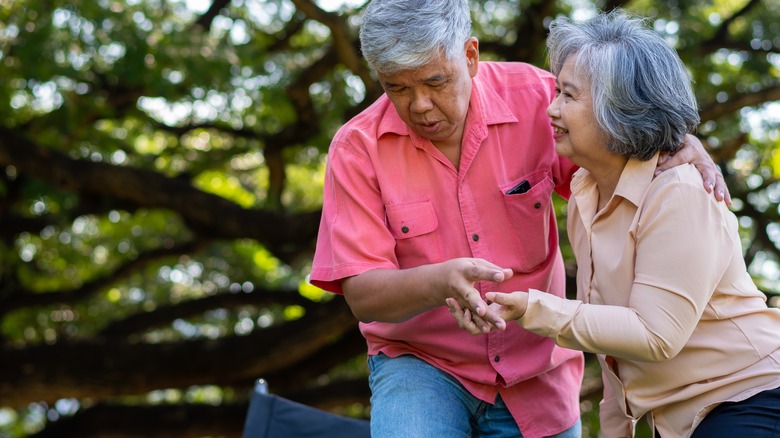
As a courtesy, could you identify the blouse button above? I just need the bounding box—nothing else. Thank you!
[472,234,479,242]
[534,202,542,209]
[401,226,409,234]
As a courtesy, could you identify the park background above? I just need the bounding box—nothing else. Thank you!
[0,0,778,436]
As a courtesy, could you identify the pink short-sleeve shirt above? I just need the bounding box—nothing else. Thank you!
[311,62,583,438]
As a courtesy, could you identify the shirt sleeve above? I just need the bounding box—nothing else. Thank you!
[309,140,399,293]
[519,174,734,362]
[553,155,578,200]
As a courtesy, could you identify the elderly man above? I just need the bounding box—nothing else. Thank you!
[310,1,728,436]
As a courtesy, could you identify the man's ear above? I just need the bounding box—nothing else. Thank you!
[465,37,479,77]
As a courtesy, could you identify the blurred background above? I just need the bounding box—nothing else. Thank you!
[0,0,778,436]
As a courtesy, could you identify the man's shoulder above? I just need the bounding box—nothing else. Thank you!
[333,96,392,140]
[345,95,392,128]
[476,62,556,111]
[478,61,555,84]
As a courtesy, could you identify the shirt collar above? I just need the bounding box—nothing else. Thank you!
[571,152,660,207]
[376,69,519,140]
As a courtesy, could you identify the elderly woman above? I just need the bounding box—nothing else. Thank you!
[448,10,780,438]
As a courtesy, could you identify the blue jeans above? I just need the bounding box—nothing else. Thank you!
[690,385,780,438]
[367,353,581,437]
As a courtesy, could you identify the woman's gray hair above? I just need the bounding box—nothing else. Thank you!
[547,10,700,160]
[359,0,472,75]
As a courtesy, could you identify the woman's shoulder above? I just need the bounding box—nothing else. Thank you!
[651,163,707,191]
[646,163,732,218]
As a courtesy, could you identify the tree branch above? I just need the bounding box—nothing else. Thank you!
[708,0,762,44]
[0,239,212,319]
[0,299,358,407]
[193,0,232,31]
[98,289,312,338]
[29,376,370,438]
[699,83,780,122]
[0,132,322,263]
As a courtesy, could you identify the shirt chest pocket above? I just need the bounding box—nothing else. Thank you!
[385,199,441,268]
[500,170,555,271]
[385,199,438,239]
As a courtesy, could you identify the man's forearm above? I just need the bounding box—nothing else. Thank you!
[341,258,512,325]
[342,265,446,323]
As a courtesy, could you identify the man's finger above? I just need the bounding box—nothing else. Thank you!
[482,306,506,331]
[465,261,512,283]
[462,309,486,335]
[463,289,488,316]
[713,172,732,206]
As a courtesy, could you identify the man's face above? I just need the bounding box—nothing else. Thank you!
[377,38,479,148]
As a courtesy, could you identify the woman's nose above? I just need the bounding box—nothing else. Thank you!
[547,96,560,118]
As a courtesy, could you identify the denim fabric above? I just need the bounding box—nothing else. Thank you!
[691,386,780,438]
[367,353,581,437]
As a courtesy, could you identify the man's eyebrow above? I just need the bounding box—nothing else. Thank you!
[424,74,447,82]
[381,72,448,88]
[380,78,408,89]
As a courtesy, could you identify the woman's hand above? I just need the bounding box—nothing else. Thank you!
[485,291,530,321]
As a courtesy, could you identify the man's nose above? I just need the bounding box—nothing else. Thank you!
[410,90,434,113]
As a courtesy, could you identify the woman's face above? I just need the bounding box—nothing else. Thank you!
[547,55,612,169]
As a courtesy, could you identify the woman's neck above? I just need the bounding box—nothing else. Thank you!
[590,156,629,210]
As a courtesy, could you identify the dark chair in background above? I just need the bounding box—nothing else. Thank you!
[242,379,371,438]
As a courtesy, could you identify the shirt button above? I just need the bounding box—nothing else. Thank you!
[401,226,409,234]
[494,355,500,363]
[534,202,542,209]
[472,234,479,242]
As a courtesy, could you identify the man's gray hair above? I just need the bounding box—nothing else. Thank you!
[547,10,700,160]
[359,0,472,75]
